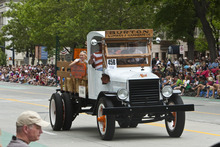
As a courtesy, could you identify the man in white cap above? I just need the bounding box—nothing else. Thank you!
[7,111,49,147]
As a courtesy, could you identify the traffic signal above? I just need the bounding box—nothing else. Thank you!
[9,57,12,60]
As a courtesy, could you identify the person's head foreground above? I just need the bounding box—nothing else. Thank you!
[8,111,49,146]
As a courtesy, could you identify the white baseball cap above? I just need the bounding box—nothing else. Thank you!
[16,111,49,127]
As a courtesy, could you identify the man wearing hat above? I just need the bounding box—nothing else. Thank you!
[7,111,49,147]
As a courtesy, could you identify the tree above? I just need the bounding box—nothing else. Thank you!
[193,0,218,62]
[154,0,197,60]
[195,37,208,53]
[0,49,6,66]
[2,0,156,56]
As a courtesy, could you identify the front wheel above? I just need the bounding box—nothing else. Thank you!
[97,97,115,140]
[165,95,185,137]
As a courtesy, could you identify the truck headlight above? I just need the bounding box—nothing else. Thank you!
[117,89,129,101]
[162,86,173,98]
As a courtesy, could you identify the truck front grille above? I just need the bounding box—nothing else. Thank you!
[129,79,160,106]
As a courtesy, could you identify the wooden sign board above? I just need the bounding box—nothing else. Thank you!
[71,62,87,79]
[105,29,153,39]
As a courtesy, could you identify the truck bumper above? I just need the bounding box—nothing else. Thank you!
[103,104,194,115]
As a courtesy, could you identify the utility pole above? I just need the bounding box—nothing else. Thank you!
[55,0,60,85]
[12,48,14,65]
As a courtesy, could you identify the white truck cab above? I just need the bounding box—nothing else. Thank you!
[49,29,194,140]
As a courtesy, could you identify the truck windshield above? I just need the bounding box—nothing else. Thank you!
[106,41,150,66]
[107,42,148,55]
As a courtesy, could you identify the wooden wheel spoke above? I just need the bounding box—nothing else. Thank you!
[172,112,176,127]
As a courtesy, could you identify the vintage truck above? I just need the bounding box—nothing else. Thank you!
[49,29,194,140]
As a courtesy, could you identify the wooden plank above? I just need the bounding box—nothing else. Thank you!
[105,39,148,43]
[57,61,71,68]
[106,54,151,58]
[57,71,71,77]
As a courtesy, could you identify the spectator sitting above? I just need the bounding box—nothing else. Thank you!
[212,75,220,98]
[192,75,207,97]
[180,75,191,96]
[206,76,214,98]
[162,76,173,88]
[173,74,184,90]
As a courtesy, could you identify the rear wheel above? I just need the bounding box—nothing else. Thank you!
[61,92,74,130]
[97,97,115,140]
[165,95,185,137]
[49,93,63,131]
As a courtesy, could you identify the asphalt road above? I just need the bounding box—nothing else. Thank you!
[0,81,220,147]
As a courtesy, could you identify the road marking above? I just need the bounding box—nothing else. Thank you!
[43,130,57,135]
[193,111,220,115]
[0,98,48,108]
[3,97,220,116]
[0,88,50,96]
[147,123,220,136]
[0,85,27,89]
[1,97,220,137]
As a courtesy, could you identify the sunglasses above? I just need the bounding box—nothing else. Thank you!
[80,51,87,54]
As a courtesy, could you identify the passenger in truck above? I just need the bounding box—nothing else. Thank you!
[69,51,87,67]
[88,43,103,71]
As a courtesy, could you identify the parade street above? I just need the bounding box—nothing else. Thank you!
[0,81,220,147]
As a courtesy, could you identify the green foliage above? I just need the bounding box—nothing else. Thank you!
[2,0,218,60]
[195,37,208,52]
[0,49,7,66]
[2,0,156,54]
[154,0,197,40]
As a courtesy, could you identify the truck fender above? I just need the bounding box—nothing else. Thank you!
[173,89,181,94]
[93,91,118,115]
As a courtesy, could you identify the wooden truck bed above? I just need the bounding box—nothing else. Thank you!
[57,61,88,94]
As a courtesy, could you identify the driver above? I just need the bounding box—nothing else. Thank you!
[127,43,144,64]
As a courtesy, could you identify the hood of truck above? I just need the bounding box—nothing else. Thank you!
[104,67,159,83]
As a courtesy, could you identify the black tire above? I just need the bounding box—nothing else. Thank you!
[165,95,185,137]
[97,97,115,140]
[129,122,138,128]
[49,93,63,131]
[61,92,74,130]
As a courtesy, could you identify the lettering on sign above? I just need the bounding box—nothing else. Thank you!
[107,59,117,69]
[71,63,87,79]
[105,29,153,38]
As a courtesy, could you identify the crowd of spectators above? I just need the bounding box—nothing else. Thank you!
[0,64,57,86]
[152,56,220,99]
[1,56,220,99]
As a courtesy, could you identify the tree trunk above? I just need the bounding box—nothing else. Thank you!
[187,18,197,61]
[187,38,195,61]
[31,45,35,65]
[193,0,216,62]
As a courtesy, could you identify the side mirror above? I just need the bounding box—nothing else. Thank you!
[156,37,161,44]
[91,39,98,46]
